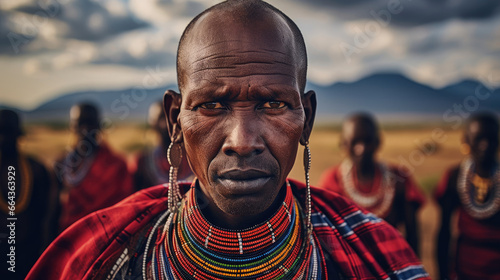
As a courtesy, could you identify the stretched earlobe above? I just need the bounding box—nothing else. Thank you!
[163,90,183,143]
[300,90,317,146]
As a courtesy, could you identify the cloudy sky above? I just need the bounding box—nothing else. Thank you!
[1,0,499,110]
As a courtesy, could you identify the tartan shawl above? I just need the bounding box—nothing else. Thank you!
[27,179,429,280]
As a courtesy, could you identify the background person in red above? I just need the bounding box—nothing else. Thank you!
[0,109,56,280]
[54,103,133,231]
[128,101,192,191]
[435,112,500,280]
[319,112,426,255]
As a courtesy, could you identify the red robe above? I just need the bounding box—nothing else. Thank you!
[318,164,426,254]
[27,179,429,280]
[57,143,133,231]
[435,166,500,280]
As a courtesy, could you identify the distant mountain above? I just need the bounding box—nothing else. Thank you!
[309,73,500,123]
[22,86,176,125]
[3,73,499,125]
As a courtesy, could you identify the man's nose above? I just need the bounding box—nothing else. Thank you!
[353,143,365,156]
[222,114,265,157]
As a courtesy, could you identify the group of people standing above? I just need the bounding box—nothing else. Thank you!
[0,0,497,279]
[0,102,193,279]
[3,104,498,280]
[318,111,499,279]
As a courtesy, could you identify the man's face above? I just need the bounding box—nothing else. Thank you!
[70,106,100,139]
[177,14,306,219]
[466,120,499,164]
[342,121,379,166]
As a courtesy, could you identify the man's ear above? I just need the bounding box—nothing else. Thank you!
[163,90,183,143]
[300,90,317,145]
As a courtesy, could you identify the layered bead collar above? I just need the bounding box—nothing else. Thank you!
[149,180,323,279]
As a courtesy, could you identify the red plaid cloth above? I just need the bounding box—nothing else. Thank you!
[27,179,429,279]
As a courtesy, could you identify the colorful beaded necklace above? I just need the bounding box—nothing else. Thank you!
[149,181,324,279]
[340,159,395,218]
[457,158,500,219]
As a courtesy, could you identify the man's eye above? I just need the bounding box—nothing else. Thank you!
[200,102,224,109]
[261,101,286,109]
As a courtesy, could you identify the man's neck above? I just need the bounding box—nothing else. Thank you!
[354,159,376,182]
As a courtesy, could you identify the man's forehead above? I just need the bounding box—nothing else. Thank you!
[182,10,297,64]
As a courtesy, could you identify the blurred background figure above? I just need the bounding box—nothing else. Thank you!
[318,112,426,255]
[435,112,500,280]
[54,103,133,231]
[128,101,192,191]
[0,109,55,280]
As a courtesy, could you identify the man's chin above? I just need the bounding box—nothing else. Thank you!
[217,194,274,217]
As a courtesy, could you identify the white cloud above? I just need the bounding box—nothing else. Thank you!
[280,2,500,89]
[0,0,499,110]
[0,56,177,109]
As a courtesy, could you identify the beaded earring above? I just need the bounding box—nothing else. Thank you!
[303,141,312,237]
[167,142,183,211]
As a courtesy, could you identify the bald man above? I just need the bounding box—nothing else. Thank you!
[54,103,133,231]
[435,112,500,280]
[129,102,192,191]
[319,113,426,254]
[28,2,429,279]
[0,110,55,280]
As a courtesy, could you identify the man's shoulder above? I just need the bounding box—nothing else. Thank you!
[434,164,461,199]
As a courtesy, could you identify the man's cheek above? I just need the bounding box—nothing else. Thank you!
[269,115,304,140]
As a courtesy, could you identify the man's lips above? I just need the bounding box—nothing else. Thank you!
[216,169,273,195]
[218,169,272,180]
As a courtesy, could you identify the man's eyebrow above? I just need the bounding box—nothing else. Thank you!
[187,86,236,100]
[186,85,298,102]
